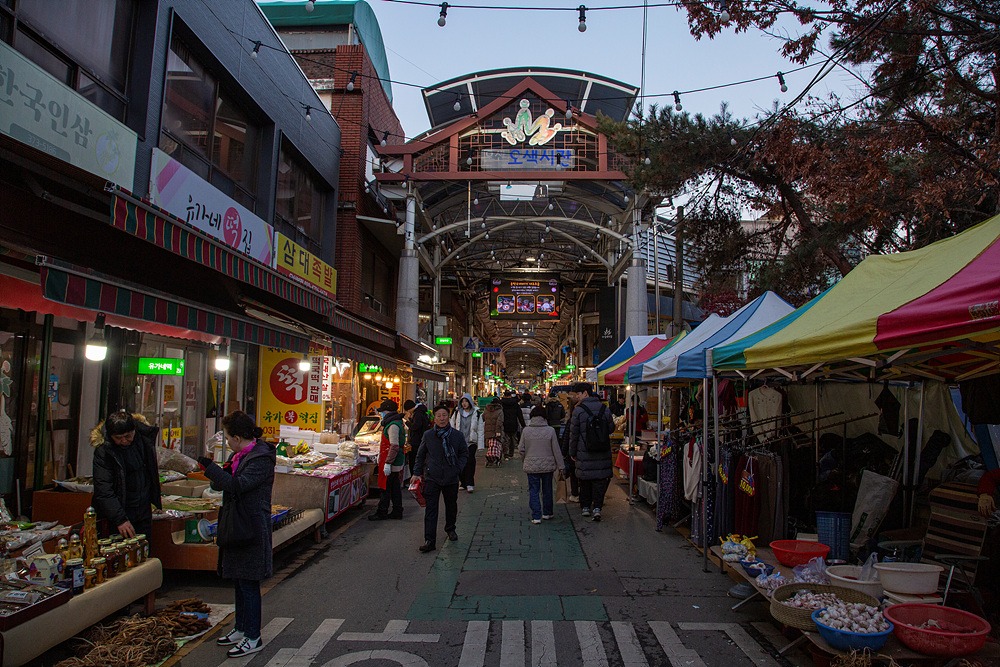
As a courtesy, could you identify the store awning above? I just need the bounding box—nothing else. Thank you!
[600,332,687,385]
[713,214,1000,381]
[411,364,449,382]
[110,192,334,316]
[330,338,397,370]
[39,260,311,353]
[329,308,396,350]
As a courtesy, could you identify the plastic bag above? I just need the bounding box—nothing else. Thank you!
[793,556,830,584]
[156,446,199,473]
[859,551,879,582]
[408,477,426,508]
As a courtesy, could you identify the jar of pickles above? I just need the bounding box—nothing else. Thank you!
[91,557,107,583]
[136,534,149,562]
[84,568,97,590]
[122,541,134,570]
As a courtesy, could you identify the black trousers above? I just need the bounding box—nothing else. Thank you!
[422,479,459,543]
[376,471,402,515]
[461,445,478,487]
[579,477,610,510]
[503,431,519,457]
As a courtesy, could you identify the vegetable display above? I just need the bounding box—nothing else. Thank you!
[816,600,890,634]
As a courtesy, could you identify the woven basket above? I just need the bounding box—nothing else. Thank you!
[770,583,880,631]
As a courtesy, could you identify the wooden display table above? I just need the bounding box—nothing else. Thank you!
[0,558,163,667]
[273,465,371,523]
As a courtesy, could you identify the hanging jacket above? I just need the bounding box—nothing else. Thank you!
[518,416,565,474]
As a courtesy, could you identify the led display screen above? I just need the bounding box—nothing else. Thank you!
[489,276,559,320]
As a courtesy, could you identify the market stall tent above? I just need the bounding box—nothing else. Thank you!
[599,332,687,385]
[712,214,1000,383]
[586,334,677,382]
[627,291,794,383]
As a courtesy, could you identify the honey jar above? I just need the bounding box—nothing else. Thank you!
[84,568,97,590]
[91,557,107,583]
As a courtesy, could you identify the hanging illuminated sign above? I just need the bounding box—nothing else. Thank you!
[137,358,185,376]
[501,99,565,147]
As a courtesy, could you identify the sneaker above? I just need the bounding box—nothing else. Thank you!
[531,519,542,524]
[582,508,591,517]
[542,514,554,520]
[568,495,580,503]
[227,636,263,658]
[466,486,474,493]
[217,628,244,646]
[592,508,602,522]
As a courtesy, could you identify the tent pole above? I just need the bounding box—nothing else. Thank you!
[702,376,710,572]
[902,385,911,527]
[909,381,926,526]
[628,383,635,505]
[710,354,722,573]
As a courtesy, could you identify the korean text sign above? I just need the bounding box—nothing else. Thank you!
[149,148,275,265]
[274,233,337,298]
[257,347,323,438]
[0,41,137,189]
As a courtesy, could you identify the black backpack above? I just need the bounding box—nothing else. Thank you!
[578,403,611,452]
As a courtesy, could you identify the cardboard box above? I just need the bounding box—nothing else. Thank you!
[160,480,209,498]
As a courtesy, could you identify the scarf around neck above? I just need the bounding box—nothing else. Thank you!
[435,425,457,467]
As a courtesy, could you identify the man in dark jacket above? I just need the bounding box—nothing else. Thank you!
[568,382,613,522]
[559,388,581,502]
[545,392,566,428]
[412,404,469,552]
[500,391,525,459]
[92,411,162,538]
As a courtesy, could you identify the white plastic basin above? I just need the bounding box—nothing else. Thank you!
[873,562,943,594]
[827,564,884,599]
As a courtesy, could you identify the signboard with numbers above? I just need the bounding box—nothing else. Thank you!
[0,40,137,189]
[274,233,337,298]
[148,148,275,266]
[257,347,323,439]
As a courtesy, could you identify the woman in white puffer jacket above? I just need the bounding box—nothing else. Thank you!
[518,406,565,524]
[450,393,482,492]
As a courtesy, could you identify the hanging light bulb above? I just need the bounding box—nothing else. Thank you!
[375,373,383,381]
[777,71,788,93]
[305,106,312,121]
[453,95,462,112]
[380,130,389,147]
[544,224,550,233]
[719,0,730,23]
[437,2,448,27]
[623,192,630,203]
[363,372,373,380]
[214,345,231,372]
[484,232,489,239]
[305,0,315,12]
[347,71,357,91]
[385,381,394,389]
[548,200,554,210]
[251,41,261,59]
[644,149,651,166]
[673,91,683,112]
[85,314,107,362]
[565,101,573,120]
[730,135,738,146]
[473,197,479,205]
[577,5,588,32]
[298,356,312,372]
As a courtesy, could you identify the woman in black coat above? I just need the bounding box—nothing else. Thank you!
[198,411,275,659]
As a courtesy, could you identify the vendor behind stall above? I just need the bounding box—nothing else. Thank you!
[91,410,162,538]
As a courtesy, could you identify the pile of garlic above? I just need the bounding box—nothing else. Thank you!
[782,591,842,610]
[816,601,890,634]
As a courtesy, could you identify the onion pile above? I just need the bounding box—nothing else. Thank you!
[816,601,889,634]
[782,591,842,610]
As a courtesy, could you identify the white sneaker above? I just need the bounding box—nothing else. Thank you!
[568,495,580,502]
[466,486,474,493]
[542,514,554,520]
[531,519,542,524]
[217,628,244,646]
[582,508,591,517]
[592,508,602,522]
[227,636,263,658]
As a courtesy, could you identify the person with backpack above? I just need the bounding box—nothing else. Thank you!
[450,393,482,493]
[568,382,613,522]
[519,406,564,523]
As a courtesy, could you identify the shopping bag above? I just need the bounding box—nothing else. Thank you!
[408,477,426,507]
[850,470,899,548]
[556,471,568,504]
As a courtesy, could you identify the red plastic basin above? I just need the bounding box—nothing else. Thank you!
[770,540,831,567]
[883,603,991,657]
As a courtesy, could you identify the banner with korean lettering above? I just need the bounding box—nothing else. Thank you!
[0,40,137,190]
[274,233,336,299]
[321,356,333,401]
[257,347,323,439]
[148,148,275,266]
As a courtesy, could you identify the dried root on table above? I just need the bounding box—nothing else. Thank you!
[831,651,902,667]
[153,597,212,637]
[56,615,176,667]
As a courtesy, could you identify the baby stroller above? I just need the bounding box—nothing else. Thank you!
[485,437,503,467]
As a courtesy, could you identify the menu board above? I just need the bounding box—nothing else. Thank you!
[489,276,559,320]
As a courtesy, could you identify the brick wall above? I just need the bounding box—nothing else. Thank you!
[290,43,404,329]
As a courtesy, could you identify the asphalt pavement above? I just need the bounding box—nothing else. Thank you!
[162,452,811,667]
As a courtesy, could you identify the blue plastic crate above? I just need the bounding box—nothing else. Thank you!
[816,511,852,561]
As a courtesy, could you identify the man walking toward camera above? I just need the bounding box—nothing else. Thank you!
[412,404,469,552]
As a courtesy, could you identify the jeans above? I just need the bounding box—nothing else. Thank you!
[579,477,610,511]
[233,578,262,640]
[422,479,459,543]
[527,472,554,520]
[376,471,402,515]
[461,446,478,487]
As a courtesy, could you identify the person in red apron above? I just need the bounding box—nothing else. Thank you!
[370,399,406,520]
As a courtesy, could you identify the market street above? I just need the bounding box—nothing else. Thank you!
[166,456,806,667]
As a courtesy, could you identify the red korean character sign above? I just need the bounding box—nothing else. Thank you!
[257,347,323,439]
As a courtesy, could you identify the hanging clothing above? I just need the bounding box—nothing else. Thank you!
[715,446,735,538]
[656,438,679,530]
[683,436,701,502]
[748,386,784,443]
[755,454,780,542]
[734,455,760,537]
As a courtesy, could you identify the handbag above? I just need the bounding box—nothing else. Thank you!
[408,477,426,507]
[216,499,256,548]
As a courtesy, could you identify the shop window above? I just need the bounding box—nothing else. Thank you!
[361,248,392,315]
[275,139,325,252]
[5,0,134,120]
[160,35,259,210]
